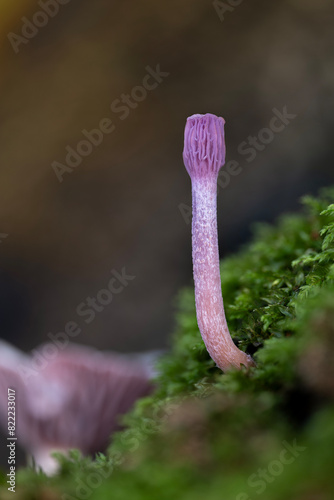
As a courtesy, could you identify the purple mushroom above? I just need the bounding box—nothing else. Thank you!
[183,113,255,371]
[0,340,155,473]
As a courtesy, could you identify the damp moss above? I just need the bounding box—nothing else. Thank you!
[2,187,334,500]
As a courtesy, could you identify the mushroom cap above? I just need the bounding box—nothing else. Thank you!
[0,341,155,461]
[183,113,226,179]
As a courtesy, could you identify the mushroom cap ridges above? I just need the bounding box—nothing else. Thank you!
[183,113,226,178]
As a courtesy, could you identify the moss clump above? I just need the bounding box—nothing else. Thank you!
[2,187,334,500]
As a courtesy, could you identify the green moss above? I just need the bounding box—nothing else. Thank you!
[3,187,334,499]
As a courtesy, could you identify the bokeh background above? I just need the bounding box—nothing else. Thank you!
[0,0,333,368]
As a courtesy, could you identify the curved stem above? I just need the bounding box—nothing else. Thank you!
[191,175,254,371]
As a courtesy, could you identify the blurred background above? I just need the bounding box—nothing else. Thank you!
[0,0,334,363]
[1,0,334,471]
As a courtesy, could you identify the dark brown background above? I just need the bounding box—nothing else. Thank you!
[0,0,333,356]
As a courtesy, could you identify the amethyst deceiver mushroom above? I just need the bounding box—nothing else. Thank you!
[0,340,155,473]
[183,113,255,371]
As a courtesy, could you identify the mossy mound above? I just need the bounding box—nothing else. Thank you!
[2,188,334,500]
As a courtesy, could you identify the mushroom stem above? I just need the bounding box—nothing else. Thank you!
[183,113,254,371]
